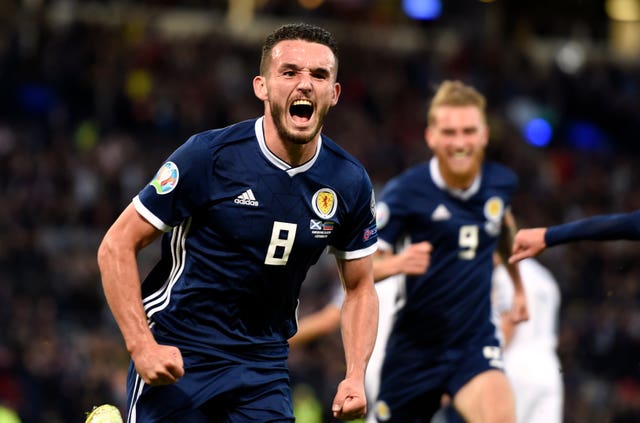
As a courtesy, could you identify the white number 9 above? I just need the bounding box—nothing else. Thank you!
[458,225,478,260]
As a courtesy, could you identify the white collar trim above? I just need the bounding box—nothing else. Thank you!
[429,157,481,200]
[254,117,321,177]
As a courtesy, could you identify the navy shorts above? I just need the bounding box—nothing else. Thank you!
[374,331,504,422]
[125,348,294,422]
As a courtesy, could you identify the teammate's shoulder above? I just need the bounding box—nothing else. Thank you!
[320,134,369,176]
[321,135,360,162]
[382,163,431,198]
[385,162,430,189]
[483,161,518,184]
[188,118,257,149]
[483,161,516,177]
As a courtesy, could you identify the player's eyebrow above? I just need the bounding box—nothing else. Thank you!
[279,63,331,78]
[440,126,479,135]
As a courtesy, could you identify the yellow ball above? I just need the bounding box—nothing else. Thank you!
[85,404,123,423]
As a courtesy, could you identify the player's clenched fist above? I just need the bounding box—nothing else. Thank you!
[399,241,432,275]
[332,377,367,420]
[131,342,184,385]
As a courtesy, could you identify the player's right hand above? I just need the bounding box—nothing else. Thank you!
[331,377,367,420]
[131,342,184,385]
[399,241,432,275]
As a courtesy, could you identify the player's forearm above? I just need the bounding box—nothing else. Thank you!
[340,285,378,380]
[500,314,516,347]
[289,306,341,349]
[98,237,155,354]
[504,260,523,291]
[545,210,640,246]
[372,250,401,282]
[497,209,518,266]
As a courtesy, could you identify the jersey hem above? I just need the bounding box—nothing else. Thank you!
[329,242,378,260]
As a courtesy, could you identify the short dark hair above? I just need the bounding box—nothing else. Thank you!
[260,23,339,75]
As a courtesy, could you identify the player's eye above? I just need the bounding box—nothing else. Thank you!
[312,70,329,80]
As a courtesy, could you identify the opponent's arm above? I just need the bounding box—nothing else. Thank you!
[499,311,517,347]
[498,209,528,323]
[332,255,378,421]
[97,203,184,385]
[492,264,518,347]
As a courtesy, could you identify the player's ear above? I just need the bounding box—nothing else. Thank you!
[253,76,268,101]
[481,124,490,148]
[424,126,434,149]
[330,82,341,106]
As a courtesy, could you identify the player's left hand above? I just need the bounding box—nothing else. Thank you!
[510,287,529,323]
[331,377,367,420]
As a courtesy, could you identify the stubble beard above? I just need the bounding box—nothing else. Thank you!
[270,101,328,145]
[443,150,485,188]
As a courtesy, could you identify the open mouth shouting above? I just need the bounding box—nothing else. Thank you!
[269,96,325,146]
[290,99,314,125]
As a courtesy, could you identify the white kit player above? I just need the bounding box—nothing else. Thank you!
[364,274,401,423]
[492,258,563,423]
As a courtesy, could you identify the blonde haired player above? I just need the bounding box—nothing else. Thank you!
[373,80,528,423]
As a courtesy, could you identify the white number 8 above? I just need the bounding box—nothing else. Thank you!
[265,221,297,265]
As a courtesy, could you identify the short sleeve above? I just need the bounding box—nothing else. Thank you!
[328,170,378,260]
[134,134,212,230]
[375,178,407,250]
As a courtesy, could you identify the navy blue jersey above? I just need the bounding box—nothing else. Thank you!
[376,157,517,350]
[545,210,640,246]
[133,117,377,356]
[373,158,517,420]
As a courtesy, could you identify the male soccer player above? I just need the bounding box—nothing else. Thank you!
[97,23,378,422]
[493,258,563,423]
[373,80,528,423]
[509,210,640,264]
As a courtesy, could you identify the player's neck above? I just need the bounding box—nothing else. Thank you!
[441,168,479,191]
[262,117,319,167]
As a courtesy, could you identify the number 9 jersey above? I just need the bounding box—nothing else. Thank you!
[374,157,517,414]
[133,117,378,356]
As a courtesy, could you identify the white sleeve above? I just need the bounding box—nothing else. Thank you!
[492,264,514,315]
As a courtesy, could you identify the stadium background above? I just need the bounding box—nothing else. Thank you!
[2,1,640,421]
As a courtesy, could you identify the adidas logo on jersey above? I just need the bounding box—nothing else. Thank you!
[234,189,259,207]
[431,204,451,221]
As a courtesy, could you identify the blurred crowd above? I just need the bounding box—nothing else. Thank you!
[2,3,640,422]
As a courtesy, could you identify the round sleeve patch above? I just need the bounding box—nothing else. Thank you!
[376,202,390,230]
[150,161,179,195]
